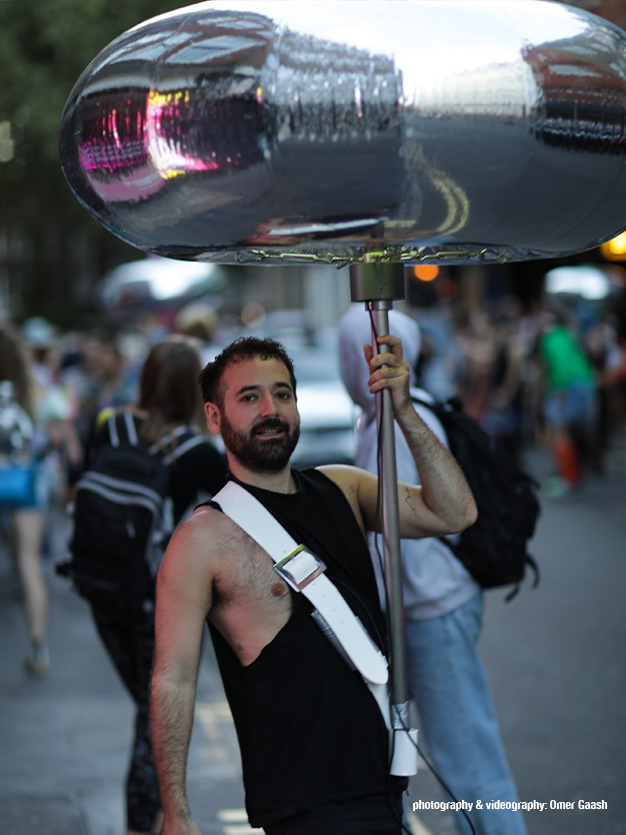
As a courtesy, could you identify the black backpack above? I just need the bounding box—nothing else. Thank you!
[412,395,541,600]
[58,412,172,621]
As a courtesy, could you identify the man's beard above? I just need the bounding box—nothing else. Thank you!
[220,414,300,473]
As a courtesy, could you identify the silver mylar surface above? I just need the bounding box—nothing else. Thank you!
[60,0,626,265]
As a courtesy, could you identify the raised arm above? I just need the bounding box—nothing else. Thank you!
[324,334,477,539]
[151,510,215,835]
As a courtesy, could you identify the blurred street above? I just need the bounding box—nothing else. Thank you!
[1,432,625,835]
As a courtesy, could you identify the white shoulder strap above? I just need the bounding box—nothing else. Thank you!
[212,481,388,686]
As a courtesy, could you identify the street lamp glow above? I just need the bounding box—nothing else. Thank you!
[600,232,626,261]
[413,265,439,282]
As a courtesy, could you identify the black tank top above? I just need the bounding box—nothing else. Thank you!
[207,468,403,828]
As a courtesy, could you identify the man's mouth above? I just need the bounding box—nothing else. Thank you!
[254,420,288,438]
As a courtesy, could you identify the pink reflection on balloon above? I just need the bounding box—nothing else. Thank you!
[78,99,148,173]
[145,89,220,179]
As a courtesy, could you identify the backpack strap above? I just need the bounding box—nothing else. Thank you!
[107,413,120,447]
[147,426,207,464]
[108,413,206,463]
[107,411,139,448]
[163,434,206,464]
[410,394,441,413]
[106,414,209,471]
[148,426,189,453]
[124,411,139,446]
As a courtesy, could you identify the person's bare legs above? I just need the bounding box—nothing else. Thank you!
[13,508,49,674]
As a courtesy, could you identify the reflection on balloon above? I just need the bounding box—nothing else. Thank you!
[60,1,626,266]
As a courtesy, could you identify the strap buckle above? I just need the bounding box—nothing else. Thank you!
[274,544,326,592]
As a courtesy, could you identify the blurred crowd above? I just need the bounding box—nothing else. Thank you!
[1,289,625,677]
[415,295,626,493]
[0,307,220,680]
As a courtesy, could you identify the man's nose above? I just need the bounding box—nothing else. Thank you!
[258,391,278,416]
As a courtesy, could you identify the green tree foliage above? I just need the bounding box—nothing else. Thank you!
[0,0,185,324]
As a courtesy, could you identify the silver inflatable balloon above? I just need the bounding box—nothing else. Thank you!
[60,0,626,265]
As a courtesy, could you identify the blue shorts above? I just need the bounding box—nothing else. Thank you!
[544,381,595,431]
[0,463,50,510]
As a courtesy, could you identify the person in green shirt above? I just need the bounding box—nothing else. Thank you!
[540,310,596,496]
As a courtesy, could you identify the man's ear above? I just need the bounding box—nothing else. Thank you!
[205,401,221,435]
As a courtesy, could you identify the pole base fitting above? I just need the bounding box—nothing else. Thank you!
[390,727,419,776]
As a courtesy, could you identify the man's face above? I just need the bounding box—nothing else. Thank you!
[217,355,300,473]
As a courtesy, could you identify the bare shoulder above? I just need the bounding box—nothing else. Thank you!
[159,505,232,584]
[165,504,221,556]
[316,464,377,535]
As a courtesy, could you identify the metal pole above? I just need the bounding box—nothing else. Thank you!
[369,299,409,710]
[349,263,415,772]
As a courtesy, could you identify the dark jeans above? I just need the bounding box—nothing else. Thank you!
[92,606,161,833]
[263,793,403,835]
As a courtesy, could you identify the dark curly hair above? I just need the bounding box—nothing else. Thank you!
[198,337,296,408]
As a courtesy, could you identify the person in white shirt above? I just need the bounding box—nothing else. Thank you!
[339,305,526,835]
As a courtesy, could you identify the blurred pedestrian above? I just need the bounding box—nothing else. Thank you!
[0,322,50,676]
[339,305,527,835]
[68,328,137,470]
[414,306,465,402]
[173,302,220,368]
[458,308,495,423]
[173,302,218,344]
[540,308,597,496]
[75,337,228,835]
[21,317,82,510]
[597,318,626,436]
[482,302,525,466]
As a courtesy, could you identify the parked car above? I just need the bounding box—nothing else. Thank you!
[98,255,225,311]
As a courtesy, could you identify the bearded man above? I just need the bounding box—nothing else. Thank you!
[150,335,476,835]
